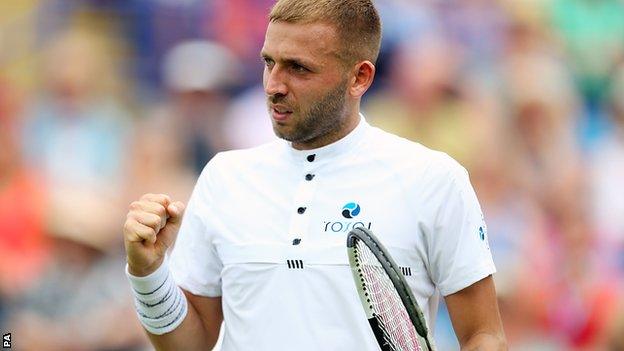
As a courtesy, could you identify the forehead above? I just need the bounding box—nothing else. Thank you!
[262,21,341,64]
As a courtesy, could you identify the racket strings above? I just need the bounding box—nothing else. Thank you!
[355,240,423,351]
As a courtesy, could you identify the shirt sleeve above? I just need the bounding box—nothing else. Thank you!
[427,161,496,297]
[169,158,223,297]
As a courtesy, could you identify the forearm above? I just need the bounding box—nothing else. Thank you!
[460,331,507,351]
[147,294,220,351]
[445,276,507,351]
[123,195,223,350]
[127,260,222,351]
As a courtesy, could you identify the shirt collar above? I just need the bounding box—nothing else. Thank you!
[285,114,369,163]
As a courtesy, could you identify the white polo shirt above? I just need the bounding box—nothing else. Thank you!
[169,116,495,351]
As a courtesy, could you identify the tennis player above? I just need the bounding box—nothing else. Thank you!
[123,0,507,350]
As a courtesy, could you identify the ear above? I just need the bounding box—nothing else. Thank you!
[348,61,376,98]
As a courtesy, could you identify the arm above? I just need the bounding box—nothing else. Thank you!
[123,193,223,350]
[147,292,223,351]
[444,275,507,351]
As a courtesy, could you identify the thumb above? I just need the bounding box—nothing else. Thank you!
[166,201,186,224]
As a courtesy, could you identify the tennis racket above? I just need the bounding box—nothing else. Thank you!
[347,227,435,351]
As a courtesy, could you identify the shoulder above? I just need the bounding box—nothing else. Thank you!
[187,140,285,205]
[364,125,467,183]
[199,139,285,178]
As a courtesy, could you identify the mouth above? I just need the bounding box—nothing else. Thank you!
[270,105,293,121]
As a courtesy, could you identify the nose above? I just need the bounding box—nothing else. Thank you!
[264,66,288,97]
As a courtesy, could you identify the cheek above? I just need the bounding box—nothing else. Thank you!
[294,86,322,109]
[262,68,268,89]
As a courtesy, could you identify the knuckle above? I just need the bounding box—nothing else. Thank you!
[140,193,170,206]
[123,220,132,233]
[130,232,143,242]
[145,227,157,239]
[126,211,142,223]
[137,226,154,239]
[143,213,161,228]
[156,194,170,204]
[123,220,140,239]
[147,212,160,223]
[155,204,167,217]
[124,217,137,227]
[129,201,142,211]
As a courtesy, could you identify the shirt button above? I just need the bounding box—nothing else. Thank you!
[307,154,316,162]
[305,174,315,181]
[297,207,307,214]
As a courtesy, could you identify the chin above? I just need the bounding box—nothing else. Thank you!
[272,124,293,141]
[274,128,309,143]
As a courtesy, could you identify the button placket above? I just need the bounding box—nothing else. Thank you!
[287,160,318,248]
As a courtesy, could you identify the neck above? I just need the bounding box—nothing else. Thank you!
[292,106,360,150]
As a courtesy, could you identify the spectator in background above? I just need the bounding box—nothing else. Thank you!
[132,0,214,89]
[374,0,439,49]
[365,35,492,169]
[7,216,148,351]
[125,117,197,208]
[494,21,623,348]
[608,309,624,351]
[590,65,624,252]
[20,28,132,244]
[208,0,276,87]
[551,0,624,144]
[0,80,49,329]
[221,84,277,149]
[152,39,239,174]
[468,111,550,348]
[501,18,582,209]
[520,172,621,349]
[439,0,509,67]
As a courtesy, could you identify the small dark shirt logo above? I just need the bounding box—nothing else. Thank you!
[342,202,361,219]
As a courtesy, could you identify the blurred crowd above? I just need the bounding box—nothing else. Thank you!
[0,0,623,350]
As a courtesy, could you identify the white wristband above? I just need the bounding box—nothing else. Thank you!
[126,257,188,335]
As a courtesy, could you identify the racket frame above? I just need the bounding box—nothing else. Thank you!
[347,227,435,351]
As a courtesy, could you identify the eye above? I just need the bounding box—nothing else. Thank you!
[291,63,309,73]
[262,57,275,68]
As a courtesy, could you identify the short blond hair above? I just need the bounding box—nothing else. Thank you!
[269,0,382,65]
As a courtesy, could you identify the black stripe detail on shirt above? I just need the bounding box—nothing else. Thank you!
[286,259,304,269]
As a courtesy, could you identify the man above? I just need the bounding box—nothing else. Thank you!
[123,0,507,350]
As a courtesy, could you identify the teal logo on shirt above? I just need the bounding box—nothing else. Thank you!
[479,226,485,241]
[342,202,361,218]
[324,203,370,232]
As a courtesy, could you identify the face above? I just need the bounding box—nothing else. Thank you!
[261,21,351,148]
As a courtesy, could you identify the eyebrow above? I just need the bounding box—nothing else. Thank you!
[261,52,317,69]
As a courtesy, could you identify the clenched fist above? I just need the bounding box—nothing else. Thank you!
[123,193,185,277]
